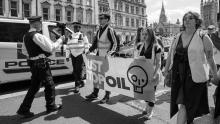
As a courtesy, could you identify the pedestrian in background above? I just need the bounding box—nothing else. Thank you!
[164,11,219,124]
[134,27,162,119]
[66,22,89,93]
[17,16,64,118]
[85,13,120,104]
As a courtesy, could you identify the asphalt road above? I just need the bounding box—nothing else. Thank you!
[0,78,217,124]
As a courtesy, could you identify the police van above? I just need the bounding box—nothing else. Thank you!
[0,18,73,84]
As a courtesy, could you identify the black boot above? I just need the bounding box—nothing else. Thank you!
[100,91,110,104]
[46,104,62,113]
[85,88,99,99]
[17,109,34,118]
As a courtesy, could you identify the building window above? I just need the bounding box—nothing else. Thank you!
[77,0,83,5]
[115,14,118,26]
[55,9,61,21]
[131,6,134,14]
[66,6,74,22]
[114,0,117,10]
[131,18,134,27]
[67,11,71,22]
[86,0,92,6]
[136,7,139,15]
[76,7,83,23]
[10,0,18,17]
[42,7,49,20]
[126,17,129,26]
[125,4,129,13]
[0,0,3,15]
[120,16,123,26]
[136,19,139,27]
[23,3,30,18]
[67,0,71,3]
[142,20,145,27]
[118,1,123,11]
[142,8,144,15]
[86,9,92,24]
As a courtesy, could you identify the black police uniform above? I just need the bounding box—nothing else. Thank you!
[17,16,61,118]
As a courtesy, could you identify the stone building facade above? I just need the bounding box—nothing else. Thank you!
[153,2,181,36]
[200,0,218,28]
[0,0,99,43]
[98,0,147,44]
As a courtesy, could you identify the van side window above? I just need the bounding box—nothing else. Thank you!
[0,22,29,42]
[48,25,72,42]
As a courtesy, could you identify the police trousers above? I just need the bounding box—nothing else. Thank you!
[18,58,56,112]
[71,54,85,86]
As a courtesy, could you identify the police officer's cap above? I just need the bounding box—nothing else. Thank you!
[27,16,42,23]
[99,13,110,20]
[208,25,215,30]
[72,21,82,26]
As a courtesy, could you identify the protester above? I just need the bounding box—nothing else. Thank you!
[17,16,64,118]
[157,36,165,70]
[66,21,89,93]
[164,11,219,124]
[134,27,162,119]
[207,25,216,37]
[85,13,120,104]
[208,25,220,70]
[214,70,220,123]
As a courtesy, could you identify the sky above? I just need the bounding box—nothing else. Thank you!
[145,0,201,24]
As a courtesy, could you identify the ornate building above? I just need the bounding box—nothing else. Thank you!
[200,0,218,28]
[0,0,98,43]
[153,1,181,36]
[106,0,147,44]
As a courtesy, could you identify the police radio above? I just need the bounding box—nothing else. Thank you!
[57,23,67,56]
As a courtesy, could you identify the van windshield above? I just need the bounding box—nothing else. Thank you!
[0,22,29,42]
[48,25,72,42]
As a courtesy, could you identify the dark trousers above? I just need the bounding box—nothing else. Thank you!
[71,54,84,86]
[145,86,157,107]
[93,87,110,97]
[18,59,55,112]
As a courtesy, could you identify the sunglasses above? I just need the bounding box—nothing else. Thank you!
[99,17,106,20]
[184,16,195,21]
[74,26,81,28]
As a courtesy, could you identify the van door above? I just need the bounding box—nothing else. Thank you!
[0,22,30,84]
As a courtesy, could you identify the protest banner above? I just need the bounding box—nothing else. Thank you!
[84,55,155,101]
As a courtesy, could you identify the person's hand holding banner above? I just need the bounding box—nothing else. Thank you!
[106,51,115,58]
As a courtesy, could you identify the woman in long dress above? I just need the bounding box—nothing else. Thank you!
[164,11,219,124]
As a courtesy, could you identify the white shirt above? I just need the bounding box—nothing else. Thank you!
[22,28,63,56]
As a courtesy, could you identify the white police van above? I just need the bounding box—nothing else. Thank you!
[0,18,73,84]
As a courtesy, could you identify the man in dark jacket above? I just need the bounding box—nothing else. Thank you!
[85,13,120,104]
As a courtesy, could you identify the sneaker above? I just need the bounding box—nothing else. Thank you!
[17,110,34,118]
[144,107,153,119]
[85,93,98,99]
[73,87,80,93]
[99,96,109,104]
[78,82,85,88]
[46,104,62,113]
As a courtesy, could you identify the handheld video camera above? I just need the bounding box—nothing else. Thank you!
[56,22,67,55]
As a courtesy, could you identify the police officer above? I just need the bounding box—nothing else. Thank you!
[85,13,120,104]
[67,22,89,93]
[17,16,64,118]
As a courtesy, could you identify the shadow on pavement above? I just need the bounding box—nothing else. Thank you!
[155,91,171,105]
[0,111,47,124]
[44,94,147,124]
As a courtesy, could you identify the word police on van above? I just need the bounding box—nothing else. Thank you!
[0,18,73,84]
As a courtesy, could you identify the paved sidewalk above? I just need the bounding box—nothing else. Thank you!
[0,81,216,124]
